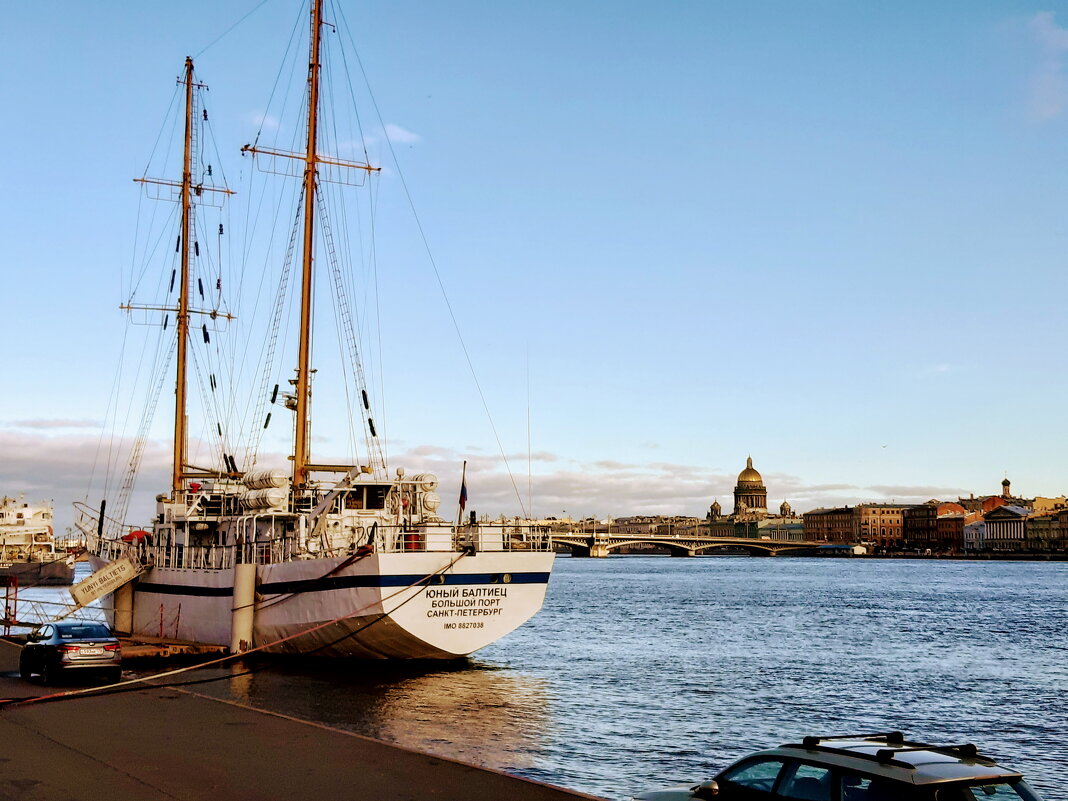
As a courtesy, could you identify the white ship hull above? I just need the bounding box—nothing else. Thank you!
[90,550,553,659]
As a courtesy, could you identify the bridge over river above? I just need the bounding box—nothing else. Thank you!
[550,531,825,557]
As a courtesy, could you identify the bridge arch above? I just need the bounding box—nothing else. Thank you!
[693,542,775,556]
[603,539,693,556]
[552,538,592,557]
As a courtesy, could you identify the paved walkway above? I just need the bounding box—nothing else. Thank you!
[0,640,599,801]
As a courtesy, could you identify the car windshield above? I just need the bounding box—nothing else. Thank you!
[57,624,112,639]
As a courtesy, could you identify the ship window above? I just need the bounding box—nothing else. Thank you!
[366,486,387,510]
[344,489,365,510]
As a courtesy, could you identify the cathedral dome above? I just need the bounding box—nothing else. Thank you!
[733,456,768,517]
[737,457,764,487]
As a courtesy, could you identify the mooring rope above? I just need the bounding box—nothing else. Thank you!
[0,550,468,709]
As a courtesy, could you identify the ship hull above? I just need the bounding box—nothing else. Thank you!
[0,558,74,586]
[90,550,554,659]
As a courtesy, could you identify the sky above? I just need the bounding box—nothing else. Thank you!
[2,1,1068,531]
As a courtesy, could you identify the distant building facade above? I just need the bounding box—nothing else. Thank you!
[983,505,1030,551]
[854,503,911,549]
[1032,496,1068,515]
[803,506,853,544]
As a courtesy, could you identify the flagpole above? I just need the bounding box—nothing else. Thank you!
[457,460,468,528]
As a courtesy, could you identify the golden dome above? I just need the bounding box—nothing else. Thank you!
[737,456,764,486]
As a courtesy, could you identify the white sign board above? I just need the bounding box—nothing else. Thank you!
[69,557,144,608]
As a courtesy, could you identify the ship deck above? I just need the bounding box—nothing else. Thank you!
[0,638,599,801]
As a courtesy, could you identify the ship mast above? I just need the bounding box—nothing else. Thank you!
[126,59,234,499]
[293,0,324,489]
[241,0,380,488]
[173,56,195,496]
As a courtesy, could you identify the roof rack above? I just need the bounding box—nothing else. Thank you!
[790,734,992,768]
[786,743,915,770]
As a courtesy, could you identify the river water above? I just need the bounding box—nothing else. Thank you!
[28,557,1068,799]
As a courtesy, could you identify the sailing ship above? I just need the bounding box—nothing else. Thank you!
[0,497,74,586]
[74,1,553,658]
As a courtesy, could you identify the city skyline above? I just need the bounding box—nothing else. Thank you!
[3,2,1068,529]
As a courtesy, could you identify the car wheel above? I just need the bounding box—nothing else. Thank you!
[18,652,32,681]
[40,659,56,686]
[104,668,122,684]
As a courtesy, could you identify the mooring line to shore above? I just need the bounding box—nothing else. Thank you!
[0,551,467,710]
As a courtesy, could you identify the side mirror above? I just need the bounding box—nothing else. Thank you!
[692,781,720,800]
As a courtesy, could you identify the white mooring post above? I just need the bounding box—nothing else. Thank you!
[230,562,257,653]
[113,583,134,635]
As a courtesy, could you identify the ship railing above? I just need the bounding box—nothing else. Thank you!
[371,523,554,554]
[83,523,553,569]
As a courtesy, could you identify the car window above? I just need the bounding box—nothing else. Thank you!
[778,763,831,801]
[58,624,111,639]
[721,759,787,794]
[841,773,908,801]
[38,625,52,639]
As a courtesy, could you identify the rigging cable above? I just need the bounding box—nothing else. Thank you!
[192,0,273,60]
[330,0,387,469]
[336,5,529,516]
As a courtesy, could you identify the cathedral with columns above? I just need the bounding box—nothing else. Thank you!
[707,457,798,535]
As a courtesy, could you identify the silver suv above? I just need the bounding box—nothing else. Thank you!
[634,733,1044,801]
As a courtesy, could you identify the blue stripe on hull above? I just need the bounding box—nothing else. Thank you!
[135,571,552,598]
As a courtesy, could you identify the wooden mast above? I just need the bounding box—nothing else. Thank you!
[173,56,196,496]
[240,0,378,486]
[293,0,323,489]
[126,60,234,493]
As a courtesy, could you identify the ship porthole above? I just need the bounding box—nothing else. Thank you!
[501,573,512,584]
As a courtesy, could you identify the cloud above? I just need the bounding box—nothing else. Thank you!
[357,124,422,149]
[0,428,988,534]
[1029,12,1068,119]
[0,430,170,533]
[8,419,102,430]
[251,112,280,130]
[383,124,420,144]
[592,459,637,471]
[866,484,970,499]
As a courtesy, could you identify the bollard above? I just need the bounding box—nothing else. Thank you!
[113,583,134,635]
[229,562,257,654]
